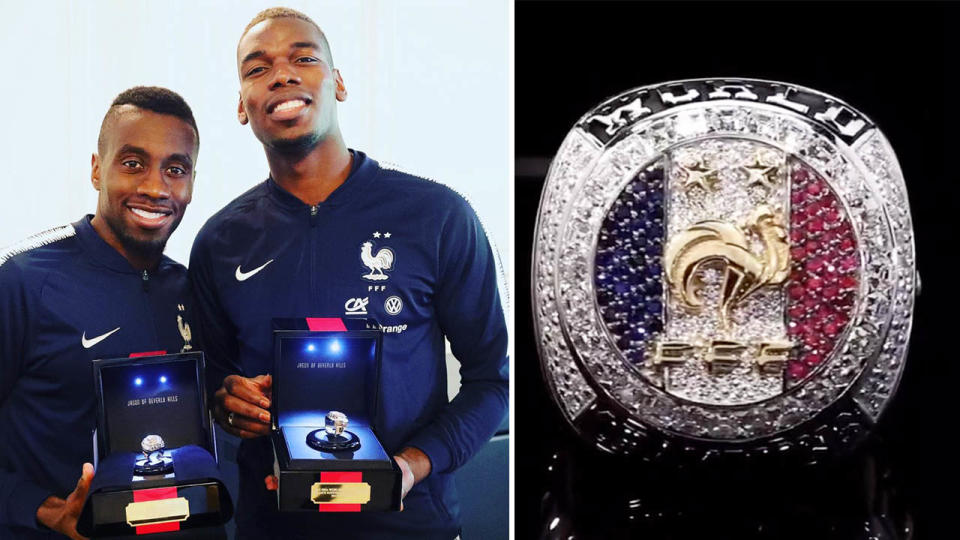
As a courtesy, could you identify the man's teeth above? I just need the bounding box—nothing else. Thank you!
[130,208,167,220]
[274,100,305,112]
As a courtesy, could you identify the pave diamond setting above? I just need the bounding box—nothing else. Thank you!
[532,79,914,456]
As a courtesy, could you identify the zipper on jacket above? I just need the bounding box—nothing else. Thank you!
[310,205,319,227]
[142,269,149,291]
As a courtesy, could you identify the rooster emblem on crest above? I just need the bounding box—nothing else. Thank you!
[360,241,395,281]
[664,206,790,330]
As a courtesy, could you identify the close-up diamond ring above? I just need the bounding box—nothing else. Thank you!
[531,78,917,462]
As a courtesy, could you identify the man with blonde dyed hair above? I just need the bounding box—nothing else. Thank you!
[190,7,508,539]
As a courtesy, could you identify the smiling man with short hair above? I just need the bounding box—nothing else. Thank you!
[0,86,200,539]
[190,7,508,540]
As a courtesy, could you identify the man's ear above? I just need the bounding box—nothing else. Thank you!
[238,93,248,125]
[91,153,101,190]
[334,69,347,102]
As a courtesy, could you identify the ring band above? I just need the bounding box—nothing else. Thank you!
[227,412,235,427]
[532,78,916,462]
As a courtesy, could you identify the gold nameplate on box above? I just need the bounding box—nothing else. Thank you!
[125,497,190,527]
[311,482,371,504]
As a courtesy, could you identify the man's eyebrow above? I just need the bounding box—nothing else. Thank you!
[116,144,148,157]
[291,41,320,50]
[241,50,265,65]
[166,153,194,167]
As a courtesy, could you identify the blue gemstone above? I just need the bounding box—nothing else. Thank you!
[630,325,648,341]
[646,300,662,314]
[617,335,631,349]
[646,281,663,295]
[596,251,613,267]
[646,222,663,238]
[614,282,629,295]
[627,349,645,364]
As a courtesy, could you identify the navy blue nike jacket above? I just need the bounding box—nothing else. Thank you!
[0,216,195,538]
[189,151,508,539]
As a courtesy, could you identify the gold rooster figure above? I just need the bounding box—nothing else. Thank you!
[664,206,790,330]
[361,241,395,281]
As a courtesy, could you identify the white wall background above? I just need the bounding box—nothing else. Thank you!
[0,0,510,292]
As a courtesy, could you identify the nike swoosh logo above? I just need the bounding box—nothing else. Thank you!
[235,259,275,281]
[81,327,120,349]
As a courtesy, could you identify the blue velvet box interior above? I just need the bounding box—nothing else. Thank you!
[272,322,385,462]
[93,352,214,461]
[271,320,400,511]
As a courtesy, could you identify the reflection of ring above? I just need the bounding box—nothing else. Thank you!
[140,434,165,457]
[532,78,917,462]
[227,412,235,427]
[325,411,348,436]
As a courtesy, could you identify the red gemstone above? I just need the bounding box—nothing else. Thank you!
[825,209,840,223]
[791,247,806,259]
[804,240,820,252]
[788,285,805,299]
[839,256,858,272]
[840,237,854,252]
[823,286,839,299]
[807,219,824,233]
[824,322,839,336]
[806,181,822,195]
[791,191,806,204]
[804,333,821,347]
[803,353,823,366]
[806,277,823,289]
[788,305,806,318]
[788,362,808,379]
[803,297,818,309]
[790,230,805,243]
[839,275,857,290]
[806,258,825,272]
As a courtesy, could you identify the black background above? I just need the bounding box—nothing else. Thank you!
[516,2,958,538]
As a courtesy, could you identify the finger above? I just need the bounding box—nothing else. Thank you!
[233,380,272,409]
[264,475,278,491]
[224,414,271,436]
[222,394,271,423]
[224,375,271,408]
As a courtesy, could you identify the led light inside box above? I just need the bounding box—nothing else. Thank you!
[134,377,143,387]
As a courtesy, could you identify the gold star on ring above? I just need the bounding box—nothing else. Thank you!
[742,153,781,190]
[679,159,720,192]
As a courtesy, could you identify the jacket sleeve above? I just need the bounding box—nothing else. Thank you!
[0,260,54,529]
[189,229,242,399]
[404,194,509,474]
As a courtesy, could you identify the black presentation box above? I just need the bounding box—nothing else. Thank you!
[78,352,233,537]
[271,318,402,512]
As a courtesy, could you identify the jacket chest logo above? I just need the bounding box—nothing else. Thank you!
[360,232,395,282]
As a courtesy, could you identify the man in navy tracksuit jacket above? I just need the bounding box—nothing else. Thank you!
[190,8,508,539]
[0,87,200,539]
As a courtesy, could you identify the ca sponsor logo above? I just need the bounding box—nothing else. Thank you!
[384,296,403,315]
[345,297,369,315]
